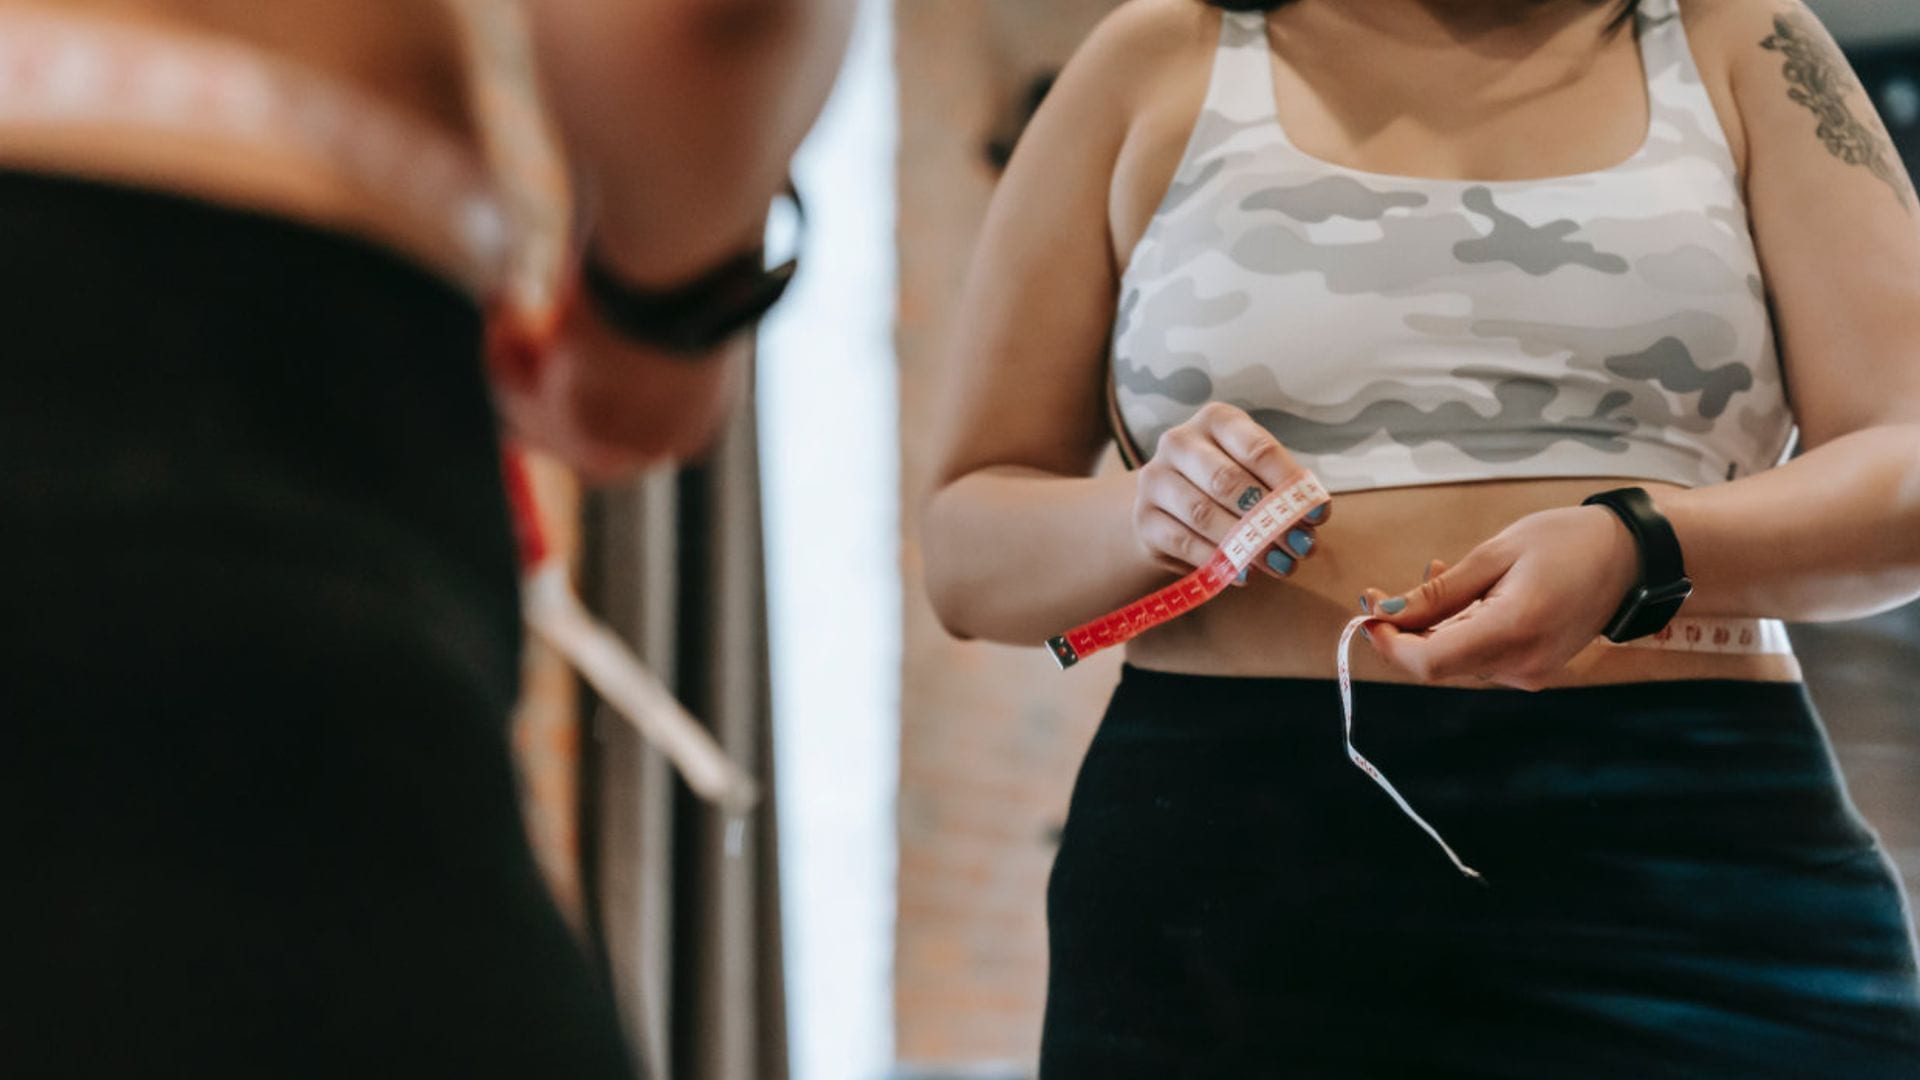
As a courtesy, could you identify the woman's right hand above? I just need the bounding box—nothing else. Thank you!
[1132,402,1329,581]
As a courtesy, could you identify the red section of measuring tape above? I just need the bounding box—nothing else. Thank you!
[1048,473,1329,669]
[1047,558,1235,669]
[502,450,550,571]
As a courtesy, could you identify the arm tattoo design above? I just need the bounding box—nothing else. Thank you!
[1761,10,1914,213]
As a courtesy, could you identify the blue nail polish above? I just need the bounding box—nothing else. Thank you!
[1237,486,1264,513]
[1306,503,1328,523]
[1358,595,1371,613]
[1360,625,1374,643]
[1266,550,1294,575]
[1285,528,1314,558]
[1380,596,1407,615]
[1235,567,1248,585]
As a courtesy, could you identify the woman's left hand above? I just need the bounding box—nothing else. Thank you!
[1359,506,1642,691]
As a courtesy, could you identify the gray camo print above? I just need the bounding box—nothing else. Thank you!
[1112,0,1794,490]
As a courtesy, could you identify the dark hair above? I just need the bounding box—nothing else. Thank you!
[1204,0,1641,32]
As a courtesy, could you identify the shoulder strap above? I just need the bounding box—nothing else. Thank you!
[1206,11,1279,123]
[1632,0,1738,165]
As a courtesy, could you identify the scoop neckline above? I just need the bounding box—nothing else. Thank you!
[1243,10,1661,189]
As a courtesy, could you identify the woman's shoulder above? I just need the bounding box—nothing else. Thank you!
[1672,0,1850,179]
[1671,0,1845,89]
[1061,0,1220,115]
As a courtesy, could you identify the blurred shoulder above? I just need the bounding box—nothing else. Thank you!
[1061,0,1221,114]
[1677,0,1835,77]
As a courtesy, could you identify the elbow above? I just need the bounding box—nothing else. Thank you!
[920,488,983,642]
[924,583,979,644]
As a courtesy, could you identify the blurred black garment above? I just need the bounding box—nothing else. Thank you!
[0,170,636,1079]
[1041,667,1920,1078]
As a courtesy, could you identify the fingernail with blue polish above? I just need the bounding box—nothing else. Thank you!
[1358,595,1371,614]
[1235,567,1248,586]
[1266,550,1294,575]
[1380,596,1407,615]
[1285,528,1314,558]
[1306,503,1328,523]
[1361,625,1374,643]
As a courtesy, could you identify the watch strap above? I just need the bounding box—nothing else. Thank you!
[1582,487,1685,586]
[581,182,804,356]
[1581,486,1692,643]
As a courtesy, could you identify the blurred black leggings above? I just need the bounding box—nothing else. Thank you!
[0,171,636,1078]
[1041,666,1920,1078]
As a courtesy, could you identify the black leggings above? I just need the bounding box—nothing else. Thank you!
[0,171,635,1078]
[1041,667,1920,1078]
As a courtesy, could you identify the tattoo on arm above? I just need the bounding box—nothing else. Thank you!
[1761,9,1914,213]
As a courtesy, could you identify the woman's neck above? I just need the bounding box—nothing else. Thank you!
[1297,0,1617,50]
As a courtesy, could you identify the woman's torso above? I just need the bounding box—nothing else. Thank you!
[1106,0,1801,687]
[0,0,485,283]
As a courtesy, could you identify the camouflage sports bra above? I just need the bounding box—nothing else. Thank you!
[1110,0,1794,493]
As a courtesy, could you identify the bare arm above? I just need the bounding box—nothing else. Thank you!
[537,0,855,285]
[923,1,1313,644]
[921,3,1151,643]
[1363,0,1920,685]
[496,0,854,472]
[1660,0,1920,622]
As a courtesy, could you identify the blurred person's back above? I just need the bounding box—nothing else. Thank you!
[11,0,475,131]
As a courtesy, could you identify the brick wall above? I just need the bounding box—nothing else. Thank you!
[893,0,1123,1072]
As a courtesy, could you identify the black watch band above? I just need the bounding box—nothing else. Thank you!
[582,183,804,356]
[1581,486,1694,643]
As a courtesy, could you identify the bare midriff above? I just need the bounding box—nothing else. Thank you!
[1123,475,1804,688]
[0,0,478,280]
[1109,9,1790,689]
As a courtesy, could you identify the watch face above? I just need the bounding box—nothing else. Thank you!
[1645,577,1696,607]
[1608,577,1695,643]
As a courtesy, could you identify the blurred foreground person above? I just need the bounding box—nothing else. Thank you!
[0,0,850,1075]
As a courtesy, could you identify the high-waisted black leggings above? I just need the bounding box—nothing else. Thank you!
[0,171,636,1078]
[1041,667,1920,1078]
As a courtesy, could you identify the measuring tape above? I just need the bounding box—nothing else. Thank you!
[1047,473,1332,669]
[504,455,761,842]
[0,6,759,826]
[461,1,763,832]
[0,9,511,291]
[1048,468,1793,878]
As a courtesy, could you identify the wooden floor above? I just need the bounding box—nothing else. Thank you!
[1795,602,1920,902]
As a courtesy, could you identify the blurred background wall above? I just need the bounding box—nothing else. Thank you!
[892,1,1124,1074]
[884,2,1920,1078]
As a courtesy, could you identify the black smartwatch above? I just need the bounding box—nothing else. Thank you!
[582,182,804,356]
[1581,486,1693,643]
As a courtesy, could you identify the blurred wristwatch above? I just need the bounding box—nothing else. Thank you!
[582,182,804,356]
[1581,486,1694,643]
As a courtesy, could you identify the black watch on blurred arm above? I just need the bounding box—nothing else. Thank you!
[581,182,804,357]
[1581,486,1694,643]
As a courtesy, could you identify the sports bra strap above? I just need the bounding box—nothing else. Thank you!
[1205,11,1279,124]
[1633,0,1739,170]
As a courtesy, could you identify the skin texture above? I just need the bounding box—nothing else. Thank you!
[1760,9,1914,213]
[0,0,855,473]
[923,0,1920,689]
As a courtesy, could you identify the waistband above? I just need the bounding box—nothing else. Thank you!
[1116,663,1810,706]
